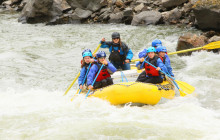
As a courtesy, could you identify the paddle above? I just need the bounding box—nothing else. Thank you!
[85,64,104,99]
[143,60,194,96]
[63,43,101,96]
[70,63,92,101]
[131,41,220,62]
[168,41,220,55]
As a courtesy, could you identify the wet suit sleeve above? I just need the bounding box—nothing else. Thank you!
[136,61,143,70]
[157,59,168,74]
[106,61,117,73]
[126,49,133,61]
[165,54,171,64]
[78,66,86,86]
[87,65,98,86]
[138,49,147,58]
[100,41,112,48]
[165,59,174,77]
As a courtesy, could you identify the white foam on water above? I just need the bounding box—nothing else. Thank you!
[0,12,219,140]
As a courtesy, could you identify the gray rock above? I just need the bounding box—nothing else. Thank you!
[0,0,4,5]
[162,8,182,24]
[162,0,188,8]
[66,0,102,11]
[109,12,123,23]
[123,7,133,17]
[209,36,220,43]
[190,0,198,5]
[131,11,162,26]
[100,7,111,14]
[134,3,144,12]
[53,0,72,13]
[193,8,220,31]
[176,33,208,56]
[100,0,108,6]
[123,7,133,24]
[86,0,102,11]
[74,8,92,19]
[18,0,55,24]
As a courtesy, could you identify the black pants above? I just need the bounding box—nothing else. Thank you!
[136,71,146,82]
[93,77,113,89]
[136,71,163,84]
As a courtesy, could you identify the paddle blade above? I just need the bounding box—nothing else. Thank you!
[176,80,195,94]
[179,90,187,97]
[203,41,220,50]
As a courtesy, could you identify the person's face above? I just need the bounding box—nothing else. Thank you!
[112,38,120,43]
[158,52,166,57]
[148,52,155,59]
[98,57,105,63]
[84,56,91,63]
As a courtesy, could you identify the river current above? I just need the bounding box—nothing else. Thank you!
[0,11,220,140]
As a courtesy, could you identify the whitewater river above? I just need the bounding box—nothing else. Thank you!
[0,11,220,140]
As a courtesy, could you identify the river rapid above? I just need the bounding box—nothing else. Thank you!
[0,11,220,140]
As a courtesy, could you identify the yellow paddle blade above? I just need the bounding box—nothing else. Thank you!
[176,80,195,94]
[179,90,187,97]
[203,41,220,50]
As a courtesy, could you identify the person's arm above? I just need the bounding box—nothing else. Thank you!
[78,67,86,86]
[100,38,112,48]
[165,54,171,64]
[157,58,168,73]
[165,59,174,77]
[106,61,117,73]
[87,65,98,86]
[138,49,147,58]
[126,49,133,61]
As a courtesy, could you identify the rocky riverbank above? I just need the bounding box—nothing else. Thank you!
[0,0,220,54]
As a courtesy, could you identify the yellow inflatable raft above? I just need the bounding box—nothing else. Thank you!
[89,80,175,105]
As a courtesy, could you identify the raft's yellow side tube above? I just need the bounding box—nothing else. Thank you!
[90,81,175,105]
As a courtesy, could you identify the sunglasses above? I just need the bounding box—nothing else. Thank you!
[113,38,120,40]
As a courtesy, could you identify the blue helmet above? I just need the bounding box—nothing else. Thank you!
[96,51,106,58]
[83,51,93,58]
[147,47,156,53]
[152,39,162,47]
[156,46,167,53]
[82,49,92,56]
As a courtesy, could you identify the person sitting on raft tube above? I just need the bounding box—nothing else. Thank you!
[156,46,174,78]
[136,47,168,84]
[78,49,95,90]
[100,32,133,70]
[87,51,117,90]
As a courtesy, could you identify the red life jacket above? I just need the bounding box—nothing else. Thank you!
[144,56,160,77]
[95,63,111,82]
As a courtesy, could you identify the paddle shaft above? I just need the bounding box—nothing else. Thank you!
[78,63,92,95]
[63,43,101,96]
[85,64,104,98]
[131,41,220,62]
